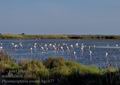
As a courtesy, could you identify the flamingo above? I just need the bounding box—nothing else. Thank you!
[0,46,3,51]
[0,43,2,46]
[116,44,119,47]
[105,52,109,67]
[81,43,84,54]
[105,52,108,57]
[11,42,15,46]
[41,47,44,50]
[30,47,33,51]
[14,44,18,49]
[73,51,77,60]
[49,43,52,47]
[89,50,92,56]
[44,44,47,47]
[34,43,37,46]
[89,50,92,61]
[67,46,70,51]
[30,47,33,53]
[70,44,74,48]
[19,42,23,47]
[75,43,79,47]
[34,45,37,49]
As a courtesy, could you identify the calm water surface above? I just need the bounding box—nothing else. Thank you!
[0,39,120,68]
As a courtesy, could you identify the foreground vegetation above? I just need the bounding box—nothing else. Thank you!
[0,51,120,85]
[1,33,120,40]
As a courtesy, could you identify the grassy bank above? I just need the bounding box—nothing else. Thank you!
[0,34,68,39]
[0,33,120,40]
[0,51,119,85]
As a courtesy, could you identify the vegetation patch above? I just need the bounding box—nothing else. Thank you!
[0,51,119,85]
[0,33,120,40]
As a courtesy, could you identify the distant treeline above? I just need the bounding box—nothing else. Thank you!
[0,33,120,40]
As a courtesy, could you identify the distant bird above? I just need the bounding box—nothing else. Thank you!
[75,43,79,47]
[70,44,73,48]
[105,52,109,67]
[41,47,44,50]
[0,46,3,51]
[0,46,3,49]
[60,46,64,50]
[105,52,108,57]
[49,43,52,47]
[67,46,70,51]
[89,50,92,61]
[116,44,119,47]
[53,45,56,49]
[34,42,37,46]
[11,43,15,46]
[89,50,92,56]
[14,44,18,49]
[81,43,84,51]
[0,43,3,50]
[88,46,91,50]
[19,42,23,47]
[73,51,77,60]
[34,45,37,49]
[30,47,33,51]
[44,44,47,47]
[0,43,2,46]
[73,51,76,55]
[81,43,84,55]
[30,47,33,53]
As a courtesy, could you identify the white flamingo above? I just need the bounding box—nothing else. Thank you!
[89,50,92,61]
[30,47,33,53]
[34,43,37,46]
[14,44,18,49]
[11,42,15,46]
[19,42,23,47]
[0,43,2,46]
[81,43,84,55]
[67,46,70,51]
[105,52,108,57]
[44,44,47,47]
[34,45,37,49]
[0,46,3,51]
[116,44,119,47]
[73,51,77,60]
[49,43,52,47]
[75,43,79,47]
[61,46,64,50]
[70,44,74,48]
[41,47,44,50]
[89,50,92,56]
[105,52,109,67]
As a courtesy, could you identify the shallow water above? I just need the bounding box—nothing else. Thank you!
[0,39,120,68]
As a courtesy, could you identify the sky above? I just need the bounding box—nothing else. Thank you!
[0,0,120,35]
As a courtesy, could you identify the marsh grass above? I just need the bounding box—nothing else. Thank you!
[0,52,119,85]
[1,33,120,40]
[0,34,68,39]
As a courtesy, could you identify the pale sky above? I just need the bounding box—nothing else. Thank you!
[0,0,120,34]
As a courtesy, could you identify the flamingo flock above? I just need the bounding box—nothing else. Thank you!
[0,40,120,68]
